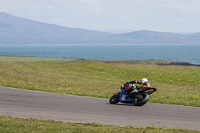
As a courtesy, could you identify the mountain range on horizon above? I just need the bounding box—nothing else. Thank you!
[0,12,200,45]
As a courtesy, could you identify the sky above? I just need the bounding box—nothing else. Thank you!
[0,0,200,33]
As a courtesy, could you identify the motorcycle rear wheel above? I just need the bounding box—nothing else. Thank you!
[109,92,120,104]
[134,93,149,106]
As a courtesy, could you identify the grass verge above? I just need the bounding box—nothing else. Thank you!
[0,56,200,107]
[0,116,199,133]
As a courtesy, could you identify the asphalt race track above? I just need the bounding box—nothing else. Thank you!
[0,87,200,130]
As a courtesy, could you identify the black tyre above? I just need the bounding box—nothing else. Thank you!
[134,93,149,106]
[109,92,120,104]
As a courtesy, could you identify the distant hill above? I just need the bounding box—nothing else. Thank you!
[0,12,200,45]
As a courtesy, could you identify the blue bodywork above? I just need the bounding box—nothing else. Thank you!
[119,88,133,102]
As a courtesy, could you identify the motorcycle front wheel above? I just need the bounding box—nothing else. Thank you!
[134,93,149,106]
[109,92,120,104]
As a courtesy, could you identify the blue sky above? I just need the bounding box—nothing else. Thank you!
[0,0,200,33]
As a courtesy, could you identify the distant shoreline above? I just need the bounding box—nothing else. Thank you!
[1,55,199,66]
[1,45,199,65]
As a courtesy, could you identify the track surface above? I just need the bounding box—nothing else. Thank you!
[0,87,200,130]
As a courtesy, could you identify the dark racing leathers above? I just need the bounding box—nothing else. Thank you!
[126,80,150,88]
[125,80,150,97]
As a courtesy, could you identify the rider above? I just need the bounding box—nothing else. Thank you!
[126,78,150,93]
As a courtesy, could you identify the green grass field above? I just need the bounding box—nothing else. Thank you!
[0,116,199,133]
[0,56,200,107]
[0,56,200,132]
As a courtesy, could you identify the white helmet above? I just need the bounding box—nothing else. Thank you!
[141,78,148,83]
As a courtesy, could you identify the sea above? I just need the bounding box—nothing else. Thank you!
[0,45,200,65]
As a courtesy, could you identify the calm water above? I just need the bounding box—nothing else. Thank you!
[0,45,200,65]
